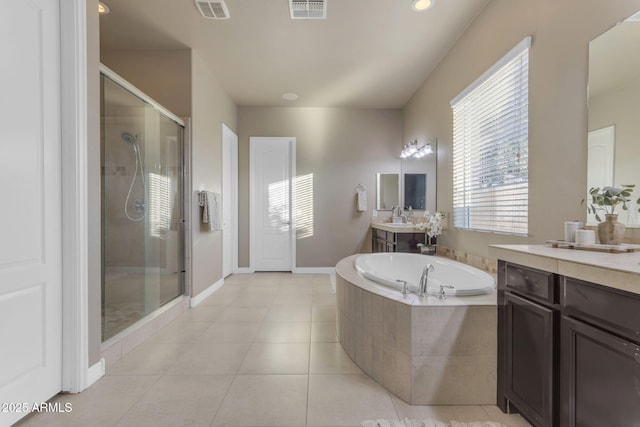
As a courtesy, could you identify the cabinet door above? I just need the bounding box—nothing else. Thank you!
[562,316,640,427]
[505,292,557,427]
[396,233,424,253]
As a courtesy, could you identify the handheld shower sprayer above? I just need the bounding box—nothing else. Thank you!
[121,131,137,145]
[121,132,146,222]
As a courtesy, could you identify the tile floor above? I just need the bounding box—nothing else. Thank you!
[17,273,531,427]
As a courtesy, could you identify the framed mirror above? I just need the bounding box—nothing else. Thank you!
[588,10,640,227]
[376,173,399,210]
[404,173,426,210]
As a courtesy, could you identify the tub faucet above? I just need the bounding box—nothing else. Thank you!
[418,264,435,297]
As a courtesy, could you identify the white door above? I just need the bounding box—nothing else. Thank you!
[250,137,295,271]
[587,126,615,224]
[0,0,62,425]
[222,124,238,277]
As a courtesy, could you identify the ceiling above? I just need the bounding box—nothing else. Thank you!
[99,0,492,108]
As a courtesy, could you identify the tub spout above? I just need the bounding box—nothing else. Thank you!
[418,264,435,297]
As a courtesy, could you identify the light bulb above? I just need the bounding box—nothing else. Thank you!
[412,0,434,12]
[98,1,110,14]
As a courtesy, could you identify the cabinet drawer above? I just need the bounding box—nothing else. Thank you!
[562,277,640,343]
[505,262,557,305]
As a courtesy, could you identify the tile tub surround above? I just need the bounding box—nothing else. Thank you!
[489,244,640,296]
[335,255,497,405]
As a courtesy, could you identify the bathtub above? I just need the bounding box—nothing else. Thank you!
[354,252,495,296]
[335,254,497,405]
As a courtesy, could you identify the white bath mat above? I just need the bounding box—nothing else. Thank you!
[361,419,506,427]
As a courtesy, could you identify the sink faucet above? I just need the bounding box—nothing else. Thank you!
[418,264,435,297]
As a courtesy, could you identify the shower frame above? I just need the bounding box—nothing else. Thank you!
[99,64,190,341]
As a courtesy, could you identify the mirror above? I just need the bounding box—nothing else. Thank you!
[404,173,426,210]
[401,139,437,213]
[588,10,640,227]
[376,173,400,210]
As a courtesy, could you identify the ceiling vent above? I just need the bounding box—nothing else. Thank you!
[195,0,230,19]
[289,0,327,19]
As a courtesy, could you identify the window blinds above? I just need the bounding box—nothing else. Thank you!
[451,37,530,235]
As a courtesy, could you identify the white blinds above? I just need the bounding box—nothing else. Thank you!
[451,37,530,235]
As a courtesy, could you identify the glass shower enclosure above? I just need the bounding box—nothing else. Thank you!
[101,66,185,341]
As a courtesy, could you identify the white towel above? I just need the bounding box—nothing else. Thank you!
[357,189,367,212]
[198,191,222,231]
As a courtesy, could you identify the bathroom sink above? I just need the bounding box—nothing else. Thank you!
[383,223,416,228]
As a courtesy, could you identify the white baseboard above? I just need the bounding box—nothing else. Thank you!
[233,267,336,278]
[190,278,224,307]
[292,267,336,275]
[87,358,105,388]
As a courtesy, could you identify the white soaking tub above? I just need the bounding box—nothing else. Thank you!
[335,254,497,405]
[354,252,495,296]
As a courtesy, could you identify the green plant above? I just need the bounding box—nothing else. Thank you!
[588,185,635,221]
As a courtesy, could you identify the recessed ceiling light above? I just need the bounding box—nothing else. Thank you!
[282,93,299,101]
[412,0,434,12]
[98,1,110,14]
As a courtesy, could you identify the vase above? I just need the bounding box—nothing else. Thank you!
[597,214,625,245]
[419,236,437,255]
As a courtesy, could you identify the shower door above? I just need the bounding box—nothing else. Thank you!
[101,71,185,341]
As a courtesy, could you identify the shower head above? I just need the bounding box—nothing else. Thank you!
[121,132,137,144]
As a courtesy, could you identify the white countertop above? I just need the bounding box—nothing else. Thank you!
[490,244,640,295]
[371,222,422,233]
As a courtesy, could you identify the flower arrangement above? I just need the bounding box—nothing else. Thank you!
[416,211,447,238]
[587,185,634,221]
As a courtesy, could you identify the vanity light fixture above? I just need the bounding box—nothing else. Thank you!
[401,139,433,158]
[412,0,434,12]
[98,1,110,14]
[414,142,433,158]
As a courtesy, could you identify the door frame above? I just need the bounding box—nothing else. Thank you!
[60,0,90,393]
[222,123,238,276]
[587,125,615,225]
[249,137,296,272]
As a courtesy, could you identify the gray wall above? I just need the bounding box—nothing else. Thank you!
[238,107,403,268]
[100,50,192,117]
[190,51,238,296]
[403,0,640,260]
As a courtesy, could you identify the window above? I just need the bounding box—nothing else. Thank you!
[451,37,530,235]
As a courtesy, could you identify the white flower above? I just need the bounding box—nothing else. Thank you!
[421,211,446,238]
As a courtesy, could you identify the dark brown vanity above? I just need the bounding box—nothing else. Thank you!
[493,245,640,427]
[370,223,425,253]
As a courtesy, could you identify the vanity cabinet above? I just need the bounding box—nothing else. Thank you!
[498,261,560,427]
[498,260,640,427]
[371,228,425,253]
[561,277,640,426]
